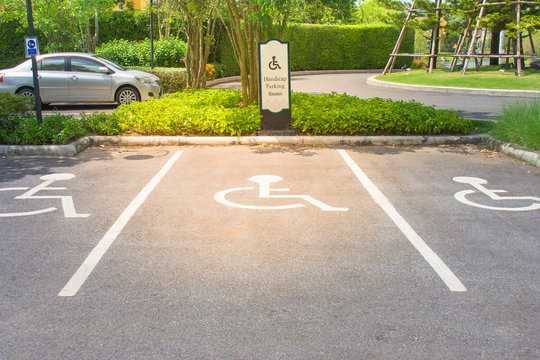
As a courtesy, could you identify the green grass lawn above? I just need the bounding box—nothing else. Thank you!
[375,66,540,91]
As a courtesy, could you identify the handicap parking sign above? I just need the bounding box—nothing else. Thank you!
[25,37,39,58]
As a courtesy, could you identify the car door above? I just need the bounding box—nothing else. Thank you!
[36,57,69,103]
[68,57,113,102]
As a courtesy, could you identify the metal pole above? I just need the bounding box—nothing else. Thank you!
[25,0,42,123]
[150,0,155,69]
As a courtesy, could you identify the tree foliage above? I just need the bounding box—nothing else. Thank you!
[218,0,295,106]
[0,0,116,52]
[173,0,218,89]
[290,0,357,24]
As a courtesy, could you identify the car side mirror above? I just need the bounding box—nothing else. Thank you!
[98,66,110,74]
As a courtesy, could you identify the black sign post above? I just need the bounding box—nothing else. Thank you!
[25,0,42,123]
[258,39,291,132]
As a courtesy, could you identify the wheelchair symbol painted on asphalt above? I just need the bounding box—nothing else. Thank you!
[0,173,90,218]
[453,176,540,212]
[214,175,348,211]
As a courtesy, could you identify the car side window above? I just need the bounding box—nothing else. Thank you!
[71,58,104,73]
[38,58,65,71]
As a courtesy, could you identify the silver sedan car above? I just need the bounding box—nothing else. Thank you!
[0,52,162,105]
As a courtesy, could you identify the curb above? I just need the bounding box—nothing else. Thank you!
[483,137,540,167]
[366,75,540,98]
[2,134,538,168]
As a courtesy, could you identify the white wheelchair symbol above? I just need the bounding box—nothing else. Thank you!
[214,175,348,211]
[453,176,540,212]
[0,173,90,218]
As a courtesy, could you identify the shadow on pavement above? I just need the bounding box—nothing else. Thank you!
[0,147,114,182]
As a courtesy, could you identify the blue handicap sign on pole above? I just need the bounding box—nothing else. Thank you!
[25,37,39,58]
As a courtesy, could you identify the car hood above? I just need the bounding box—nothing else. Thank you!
[122,69,159,80]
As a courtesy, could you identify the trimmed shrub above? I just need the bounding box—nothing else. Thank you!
[96,38,187,68]
[132,67,187,94]
[0,93,34,115]
[216,23,414,76]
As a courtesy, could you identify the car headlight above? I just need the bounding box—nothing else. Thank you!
[135,76,155,85]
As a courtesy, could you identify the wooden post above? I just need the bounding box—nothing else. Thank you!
[428,0,442,73]
[515,1,522,76]
[479,27,487,68]
[462,0,488,74]
[528,30,536,55]
[383,0,416,75]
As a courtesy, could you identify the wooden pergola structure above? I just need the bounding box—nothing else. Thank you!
[382,0,539,76]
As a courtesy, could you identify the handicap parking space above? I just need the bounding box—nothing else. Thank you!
[1,144,538,359]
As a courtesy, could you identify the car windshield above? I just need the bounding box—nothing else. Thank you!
[94,56,126,71]
[15,59,32,71]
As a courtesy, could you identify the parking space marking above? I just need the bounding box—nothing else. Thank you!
[15,174,89,218]
[453,176,540,211]
[58,150,184,297]
[0,174,88,218]
[338,149,467,292]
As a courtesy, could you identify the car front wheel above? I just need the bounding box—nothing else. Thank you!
[16,87,35,99]
[116,87,140,105]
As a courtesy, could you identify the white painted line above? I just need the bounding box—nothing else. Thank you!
[58,151,184,297]
[338,149,467,292]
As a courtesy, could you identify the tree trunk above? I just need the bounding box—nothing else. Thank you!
[490,28,500,66]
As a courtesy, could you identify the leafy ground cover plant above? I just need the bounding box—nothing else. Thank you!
[0,92,33,114]
[0,113,86,145]
[0,93,122,145]
[291,92,472,135]
[1,90,476,145]
[492,98,540,150]
[114,89,261,136]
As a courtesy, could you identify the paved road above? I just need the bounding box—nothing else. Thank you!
[1,144,538,359]
[212,72,525,120]
[42,103,117,117]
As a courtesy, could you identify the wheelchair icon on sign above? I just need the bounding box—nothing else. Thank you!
[0,173,89,218]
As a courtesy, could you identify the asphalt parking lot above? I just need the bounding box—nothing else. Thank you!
[1,144,539,359]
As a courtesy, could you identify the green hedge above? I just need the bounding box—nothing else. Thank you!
[0,17,40,69]
[95,38,187,68]
[217,23,414,76]
[93,10,185,46]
